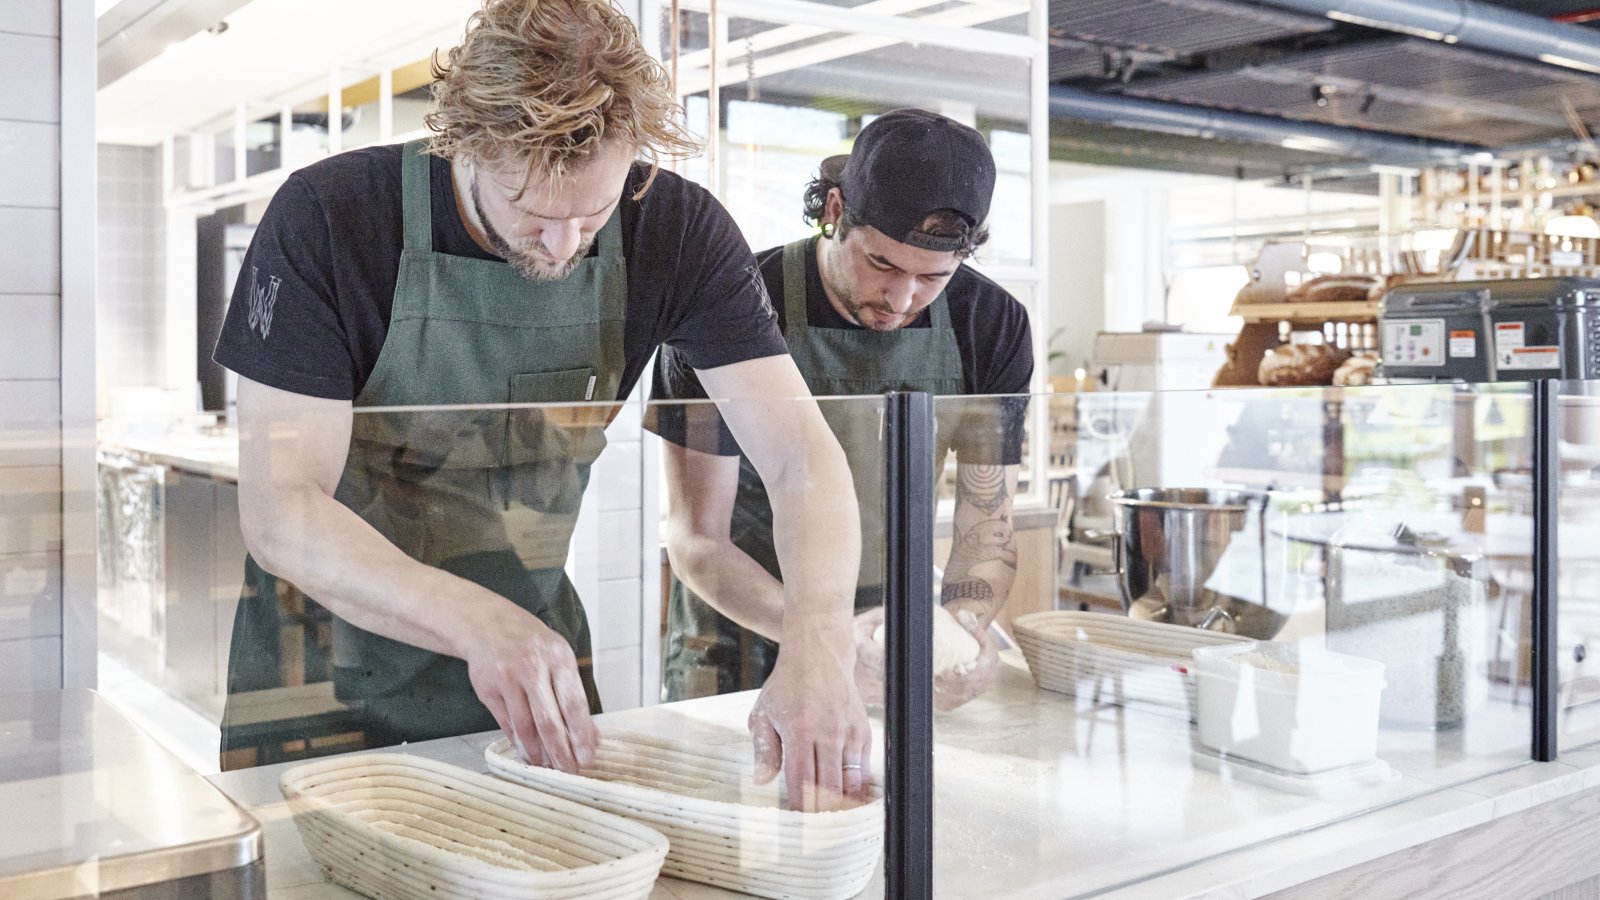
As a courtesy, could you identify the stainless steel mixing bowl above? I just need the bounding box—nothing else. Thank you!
[1110,487,1286,640]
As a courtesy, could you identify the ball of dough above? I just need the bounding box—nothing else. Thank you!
[871,605,981,675]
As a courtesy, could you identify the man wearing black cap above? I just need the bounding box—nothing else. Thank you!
[651,108,1034,711]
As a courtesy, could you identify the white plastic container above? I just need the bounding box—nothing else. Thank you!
[1193,641,1386,775]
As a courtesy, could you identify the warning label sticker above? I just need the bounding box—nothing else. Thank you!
[1494,322,1525,367]
[1502,346,1561,370]
[1449,330,1476,358]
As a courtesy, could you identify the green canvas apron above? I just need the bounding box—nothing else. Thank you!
[223,139,626,753]
[662,236,963,701]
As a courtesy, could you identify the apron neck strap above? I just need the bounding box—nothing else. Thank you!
[926,286,951,329]
[401,139,434,253]
[780,237,814,331]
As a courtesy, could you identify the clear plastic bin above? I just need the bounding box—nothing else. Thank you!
[1193,642,1387,774]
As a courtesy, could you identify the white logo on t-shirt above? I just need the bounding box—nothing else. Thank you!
[247,266,282,339]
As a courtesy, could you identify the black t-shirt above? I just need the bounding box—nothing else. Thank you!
[213,144,787,401]
[650,237,1034,464]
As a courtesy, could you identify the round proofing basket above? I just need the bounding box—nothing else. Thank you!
[280,752,669,900]
[1014,611,1251,712]
[485,731,883,900]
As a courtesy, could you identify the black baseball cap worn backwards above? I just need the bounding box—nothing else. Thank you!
[828,108,997,253]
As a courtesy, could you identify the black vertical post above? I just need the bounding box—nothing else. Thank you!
[1533,379,1560,763]
[884,391,934,900]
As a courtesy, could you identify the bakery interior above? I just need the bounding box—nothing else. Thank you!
[15,0,1600,898]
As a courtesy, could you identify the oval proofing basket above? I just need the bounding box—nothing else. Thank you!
[486,731,883,900]
[1014,611,1251,715]
[279,752,669,900]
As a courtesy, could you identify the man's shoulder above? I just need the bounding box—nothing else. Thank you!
[753,242,786,275]
[945,263,1028,325]
[627,163,715,217]
[947,262,1018,304]
[285,144,406,206]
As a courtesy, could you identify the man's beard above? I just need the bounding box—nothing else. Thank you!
[823,270,912,332]
[470,177,595,282]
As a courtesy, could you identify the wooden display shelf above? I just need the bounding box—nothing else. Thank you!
[1229,299,1379,323]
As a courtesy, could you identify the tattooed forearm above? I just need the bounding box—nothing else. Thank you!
[941,515,1016,606]
[943,464,1021,620]
[942,578,996,602]
[955,464,1008,516]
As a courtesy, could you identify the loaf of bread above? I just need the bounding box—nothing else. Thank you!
[1333,353,1379,386]
[1368,274,1407,302]
[1257,343,1350,386]
[1286,274,1383,304]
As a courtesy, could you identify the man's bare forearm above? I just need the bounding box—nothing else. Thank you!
[241,481,515,660]
[698,358,862,644]
[763,441,861,636]
[664,528,787,641]
[939,464,1020,626]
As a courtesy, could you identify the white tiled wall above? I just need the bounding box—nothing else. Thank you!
[0,1,63,693]
[573,392,660,713]
[98,144,166,389]
[0,32,59,123]
[0,122,61,208]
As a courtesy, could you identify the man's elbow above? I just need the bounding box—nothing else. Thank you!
[664,519,724,583]
[240,514,290,578]
[237,484,308,579]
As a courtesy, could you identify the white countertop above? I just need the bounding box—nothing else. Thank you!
[99,425,240,482]
[206,653,1600,899]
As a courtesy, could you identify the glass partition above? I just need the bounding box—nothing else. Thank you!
[73,382,1581,898]
[93,395,890,898]
[663,11,1035,267]
[932,383,1536,898]
[1556,380,1600,753]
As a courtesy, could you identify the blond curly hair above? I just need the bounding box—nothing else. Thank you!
[425,0,699,197]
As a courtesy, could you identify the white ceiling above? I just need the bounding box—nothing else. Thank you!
[96,0,480,145]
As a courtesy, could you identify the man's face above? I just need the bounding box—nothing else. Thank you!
[468,140,633,281]
[818,189,961,332]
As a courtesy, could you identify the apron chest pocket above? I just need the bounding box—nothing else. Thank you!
[504,367,608,478]
[511,367,598,403]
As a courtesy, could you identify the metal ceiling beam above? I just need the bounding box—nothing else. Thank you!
[1244,0,1600,75]
[97,0,253,89]
[1049,85,1481,164]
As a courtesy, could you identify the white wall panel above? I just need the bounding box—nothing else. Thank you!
[597,510,642,580]
[594,577,643,652]
[0,295,60,380]
[0,207,61,294]
[0,467,61,556]
[0,33,60,123]
[0,0,67,690]
[0,4,58,37]
[0,121,59,208]
[0,552,60,641]
[0,636,60,693]
[597,440,642,512]
[594,647,641,711]
[0,382,59,467]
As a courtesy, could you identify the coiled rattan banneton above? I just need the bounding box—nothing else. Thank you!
[279,753,669,900]
[486,731,883,900]
[1014,611,1251,713]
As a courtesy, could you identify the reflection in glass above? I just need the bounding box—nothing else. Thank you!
[664,11,1034,263]
[934,385,1539,898]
